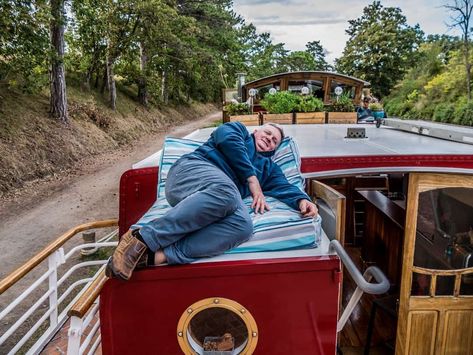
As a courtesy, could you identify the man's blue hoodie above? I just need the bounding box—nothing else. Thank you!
[188,122,310,210]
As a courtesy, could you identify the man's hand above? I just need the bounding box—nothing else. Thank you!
[248,176,269,214]
[298,199,318,218]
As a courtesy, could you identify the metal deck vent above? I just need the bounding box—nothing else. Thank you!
[345,127,367,139]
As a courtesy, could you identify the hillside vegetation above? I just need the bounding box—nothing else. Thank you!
[0,86,216,196]
[384,38,473,126]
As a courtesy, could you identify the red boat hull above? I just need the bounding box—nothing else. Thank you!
[100,256,340,354]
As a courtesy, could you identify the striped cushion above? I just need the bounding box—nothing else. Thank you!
[272,137,304,191]
[157,136,304,197]
[133,196,322,252]
[157,137,204,198]
[137,134,321,254]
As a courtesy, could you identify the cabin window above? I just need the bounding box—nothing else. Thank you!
[177,297,258,354]
[411,188,473,296]
[288,80,325,99]
[251,82,280,102]
[329,80,355,99]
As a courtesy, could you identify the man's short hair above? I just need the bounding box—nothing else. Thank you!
[363,97,370,103]
[265,123,285,144]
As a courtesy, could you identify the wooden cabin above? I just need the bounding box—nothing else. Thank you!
[241,71,370,111]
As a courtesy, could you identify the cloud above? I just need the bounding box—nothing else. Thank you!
[236,0,299,4]
[233,0,460,63]
[252,17,347,26]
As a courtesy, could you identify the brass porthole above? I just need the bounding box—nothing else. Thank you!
[177,297,258,354]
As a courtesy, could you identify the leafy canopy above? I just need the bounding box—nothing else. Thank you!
[336,1,424,98]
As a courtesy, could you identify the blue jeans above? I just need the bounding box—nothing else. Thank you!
[139,156,253,264]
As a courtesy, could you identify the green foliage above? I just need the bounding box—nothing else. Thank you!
[260,91,299,113]
[296,96,324,112]
[225,102,250,116]
[454,102,473,126]
[368,102,383,111]
[335,1,424,98]
[328,93,355,112]
[433,103,455,123]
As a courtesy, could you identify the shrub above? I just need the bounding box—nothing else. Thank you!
[225,102,250,116]
[296,96,324,112]
[433,103,455,123]
[454,102,473,126]
[329,93,355,112]
[260,91,299,113]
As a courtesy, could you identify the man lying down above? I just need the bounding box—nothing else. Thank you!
[106,122,318,281]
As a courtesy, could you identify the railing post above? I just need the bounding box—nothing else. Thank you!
[48,248,65,329]
[67,316,83,355]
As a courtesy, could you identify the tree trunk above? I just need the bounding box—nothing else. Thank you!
[137,42,149,106]
[49,0,68,122]
[161,69,168,104]
[466,37,471,102]
[106,51,117,110]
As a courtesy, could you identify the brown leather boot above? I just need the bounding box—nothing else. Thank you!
[105,230,147,281]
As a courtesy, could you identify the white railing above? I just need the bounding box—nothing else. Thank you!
[0,220,118,354]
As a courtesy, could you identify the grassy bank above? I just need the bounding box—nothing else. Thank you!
[0,86,217,196]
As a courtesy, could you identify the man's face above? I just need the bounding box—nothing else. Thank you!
[363,100,370,108]
[253,125,282,152]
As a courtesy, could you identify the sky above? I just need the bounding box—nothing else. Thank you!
[233,0,460,64]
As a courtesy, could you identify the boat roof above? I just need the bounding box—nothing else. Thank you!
[243,71,371,87]
[133,122,473,169]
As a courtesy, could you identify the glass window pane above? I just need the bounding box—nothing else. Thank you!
[330,80,355,99]
[189,307,247,353]
[413,187,473,295]
[288,80,325,99]
[252,82,280,102]
[411,273,431,296]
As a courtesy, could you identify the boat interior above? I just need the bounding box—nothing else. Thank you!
[311,171,473,354]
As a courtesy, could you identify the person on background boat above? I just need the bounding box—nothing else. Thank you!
[356,96,375,123]
[106,122,318,280]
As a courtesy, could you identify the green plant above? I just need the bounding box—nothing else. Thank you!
[296,96,324,112]
[260,91,299,114]
[433,103,455,123]
[329,93,355,112]
[454,102,473,126]
[368,102,384,111]
[224,102,250,116]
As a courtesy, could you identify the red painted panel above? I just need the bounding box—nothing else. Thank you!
[301,155,473,173]
[100,256,340,355]
[119,167,158,236]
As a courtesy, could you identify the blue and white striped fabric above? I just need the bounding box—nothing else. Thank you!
[136,134,322,253]
[157,137,204,198]
[272,137,304,191]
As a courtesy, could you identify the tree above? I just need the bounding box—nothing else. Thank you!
[0,0,49,92]
[305,41,331,71]
[336,1,424,97]
[50,0,68,122]
[445,0,473,102]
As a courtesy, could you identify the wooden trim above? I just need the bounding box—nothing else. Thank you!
[295,112,325,124]
[68,269,107,318]
[0,219,118,294]
[229,114,260,126]
[396,173,473,355]
[396,173,420,355]
[310,180,346,244]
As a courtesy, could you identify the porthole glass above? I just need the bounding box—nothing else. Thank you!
[177,298,258,355]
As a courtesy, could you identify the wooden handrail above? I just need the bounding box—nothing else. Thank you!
[0,219,118,294]
[68,269,108,318]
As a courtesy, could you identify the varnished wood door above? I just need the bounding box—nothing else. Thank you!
[396,173,473,355]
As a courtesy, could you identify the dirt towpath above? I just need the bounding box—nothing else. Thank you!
[0,112,220,279]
